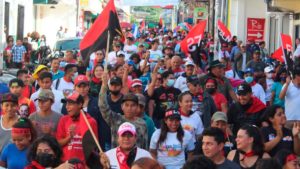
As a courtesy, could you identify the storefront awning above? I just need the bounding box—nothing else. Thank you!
[272,0,300,13]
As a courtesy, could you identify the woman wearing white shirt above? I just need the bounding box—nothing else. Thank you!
[178,92,204,142]
[150,110,195,169]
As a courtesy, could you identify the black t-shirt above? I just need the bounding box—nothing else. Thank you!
[261,126,294,156]
[150,86,181,120]
[217,159,241,169]
[107,94,123,115]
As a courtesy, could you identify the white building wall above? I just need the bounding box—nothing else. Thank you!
[35,3,77,48]
[229,0,267,43]
[0,0,34,51]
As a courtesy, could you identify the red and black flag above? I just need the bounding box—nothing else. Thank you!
[217,19,232,45]
[281,33,294,75]
[80,0,123,64]
[271,46,284,63]
[180,20,206,55]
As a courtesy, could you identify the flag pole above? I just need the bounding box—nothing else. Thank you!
[104,30,111,73]
[80,110,103,153]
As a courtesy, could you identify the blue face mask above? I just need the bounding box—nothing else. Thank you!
[166,79,175,87]
[245,76,254,84]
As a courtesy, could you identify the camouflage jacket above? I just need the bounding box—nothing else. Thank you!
[98,87,148,150]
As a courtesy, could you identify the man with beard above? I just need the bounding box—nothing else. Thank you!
[106,76,124,114]
[227,83,266,134]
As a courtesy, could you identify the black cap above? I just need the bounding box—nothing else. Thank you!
[1,93,18,104]
[293,65,300,76]
[122,93,138,104]
[110,77,122,86]
[9,78,24,87]
[237,83,252,95]
[187,75,199,85]
[208,60,225,70]
[165,110,181,120]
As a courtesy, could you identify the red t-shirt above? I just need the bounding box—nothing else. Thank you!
[21,85,36,99]
[56,114,98,163]
[212,92,228,111]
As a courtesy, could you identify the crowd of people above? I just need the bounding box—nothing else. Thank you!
[1,25,300,169]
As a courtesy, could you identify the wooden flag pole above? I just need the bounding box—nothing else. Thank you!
[104,31,111,73]
[80,110,103,153]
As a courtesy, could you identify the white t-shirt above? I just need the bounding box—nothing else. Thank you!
[284,82,300,120]
[174,75,188,92]
[108,51,118,65]
[124,44,137,61]
[181,113,204,142]
[265,79,274,102]
[242,53,247,71]
[105,147,152,169]
[150,129,195,169]
[52,78,74,97]
[218,51,230,60]
[251,83,266,105]
[30,88,64,114]
[293,45,300,58]
[149,49,163,62]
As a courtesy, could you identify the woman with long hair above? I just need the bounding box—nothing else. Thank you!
[270,68,287,107]
[89,64,104,97]
[26,135,62,168]
[227,125,270,169]
[178,91,204,142]
[150,110,195,169]
[261,105,300,156]
[0,118,37,169]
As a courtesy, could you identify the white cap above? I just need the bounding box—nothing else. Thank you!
[117,51,125,57]
[264,66,274,73]
[185,60,195,66]
[117,122,136,136]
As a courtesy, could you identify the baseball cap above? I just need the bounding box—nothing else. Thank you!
[237,83,252,95]
[211,111,228,123]
[62,91,84,104]
[114,42,122,47]
[264,66,274,73]
[165,110,181,120]
[35,89,54,101]
[185,60,195,67]
[136,94,146,107]
[33,65,49,80]
[122,93,138,104]
[118,122,137,136]
[110,77,122,86]
[244,68,254,74]
[117,51,125,57]
[208,60,225,70]
[9,78,24,88]
[131,79,142,88]
[74,75,89,86]
[187,75,199,85]
[1,93,18,104]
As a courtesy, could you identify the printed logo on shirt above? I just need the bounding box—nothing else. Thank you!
[282,136,293,141]
[160,144,182,157]
[268,134,276,141]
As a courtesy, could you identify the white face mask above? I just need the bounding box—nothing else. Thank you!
[266,73,273,79]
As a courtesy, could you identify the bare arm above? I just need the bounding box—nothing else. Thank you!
[221,103,228,113]
[227,150,236,161]
[229,89,238,102]
[148,100,155,118]
[147,63,159,97]
[122,64,129,95]
[293,122,300,155]
[279,76,291,99]
[270,91,275,106]
[57,135,72,147]
[150,149,157,159]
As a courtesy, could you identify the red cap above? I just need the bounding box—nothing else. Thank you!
[74,75,89,86]
[131,79,142,88]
